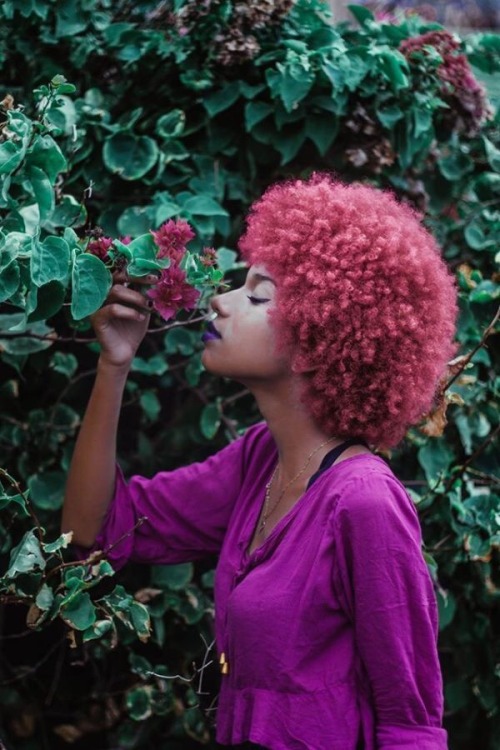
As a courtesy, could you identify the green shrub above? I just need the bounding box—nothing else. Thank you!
[0,2,499,748]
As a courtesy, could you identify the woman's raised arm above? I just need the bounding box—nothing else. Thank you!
[61,280,152,548]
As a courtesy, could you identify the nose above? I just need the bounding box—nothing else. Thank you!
[210,290,230,317]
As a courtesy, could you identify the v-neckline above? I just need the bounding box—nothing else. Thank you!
[243,450,376,561]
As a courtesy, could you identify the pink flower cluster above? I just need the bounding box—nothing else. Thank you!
[146,262,200,320]
[151,219,195,264]
[86,220,201,322]
[86,236,114,262]
[400,30,490,134]
[147,219,200,321]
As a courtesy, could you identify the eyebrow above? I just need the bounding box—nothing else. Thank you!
[250,272,276,286]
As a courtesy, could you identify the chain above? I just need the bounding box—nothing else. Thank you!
[258,436,337,534]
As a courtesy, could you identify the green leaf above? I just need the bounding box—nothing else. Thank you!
[61,592,96,630]
[27,165,54,220]
[469,280,500,303]
[437,588,456,630]
[151,563,194,591]
[27,280,66,322]
[377,50,409,91]
[244,101,274,132]
[131,353,169,376]
[27,472,65,511]
[43,532,73,554]
[0,258,20,303]
[0,320,54,355]
[418,439,454,484]
[376,103,404,129]
[117,207,152,238]
[103,133,159,180]
[464,221,493,251]
[6,530,46,577]
[203,82,240,117]
[129,600,151,642]
[44,195,86,230]
[267,64,315,113]
[35,583,54,611]
[438,151,473,181]
[216,247,239,273]
[165,327,194,355]
[156,110,185,139]
[483,136,500,172]
[126,685,153,721]
[82,619,113,643]
[0,492,30,518]
[50,351,78,378]
[71,253,112,320]
[348,4,375,25]
[27,134,67,183]
[200,402,221,439]
[0,141,24,175]
[183,195,228,217]
[139,390,161,421]
[305,115,338,155]
[31,236,71,286]
[274,128,306,165]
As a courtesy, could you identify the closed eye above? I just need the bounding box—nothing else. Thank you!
[247,295,270,305]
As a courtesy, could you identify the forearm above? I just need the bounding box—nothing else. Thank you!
[61,359,130,547]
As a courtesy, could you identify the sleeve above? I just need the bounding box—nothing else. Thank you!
[92,422,268,570]
[331,470,448,750]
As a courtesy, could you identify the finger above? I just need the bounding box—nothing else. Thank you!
[100,303,149,322]
[113,270,160,286]
[107,285,153,312]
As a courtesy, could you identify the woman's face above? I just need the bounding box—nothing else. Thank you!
[201,264,291,384]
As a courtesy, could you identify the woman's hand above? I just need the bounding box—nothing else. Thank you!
[90,273,156,371]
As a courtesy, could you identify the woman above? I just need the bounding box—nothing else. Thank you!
[63,174,457,749]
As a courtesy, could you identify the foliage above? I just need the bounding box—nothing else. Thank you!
[0,1,499,748]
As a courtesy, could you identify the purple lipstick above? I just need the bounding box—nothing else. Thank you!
[202,320,222,342]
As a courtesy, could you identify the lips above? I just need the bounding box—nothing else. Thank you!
[202,320,222,342]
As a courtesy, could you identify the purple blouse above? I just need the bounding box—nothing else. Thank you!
[95,422,447,750]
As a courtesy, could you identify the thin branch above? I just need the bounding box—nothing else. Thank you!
[0,468,43,538]
[0,634,66,686]
[0,312,208,343]
[444,305,500,392]
[458,424,500,477]
[43,516,147,582]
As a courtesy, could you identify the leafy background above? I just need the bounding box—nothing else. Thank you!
[0,1,499,748]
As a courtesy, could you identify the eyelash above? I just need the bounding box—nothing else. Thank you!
[247,295,270,305]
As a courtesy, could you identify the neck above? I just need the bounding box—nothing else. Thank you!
[247,377,343,485]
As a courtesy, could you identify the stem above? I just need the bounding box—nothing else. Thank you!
[0,468,44,538]
[444,304,500,392]
[43,516,147,581]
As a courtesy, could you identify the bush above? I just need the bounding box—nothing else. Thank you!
[0,1,499,748]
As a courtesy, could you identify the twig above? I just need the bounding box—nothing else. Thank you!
[444,305,500,392]
[43,516,147,581]
[0,634,66,686]
[0,313,209,343]
[0,469,43,538]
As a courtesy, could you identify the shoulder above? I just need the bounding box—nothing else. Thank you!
[324,455,422,544]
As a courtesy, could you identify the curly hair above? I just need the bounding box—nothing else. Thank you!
[238,174,458,449]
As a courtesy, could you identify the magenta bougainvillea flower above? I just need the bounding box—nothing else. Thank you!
[147,264,200,320]
[151,219,195,264]
[400,30,490,134]
[86,236,114,262]
[200,246,217,266]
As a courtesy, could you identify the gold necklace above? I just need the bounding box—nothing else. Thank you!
[258,436,337,534]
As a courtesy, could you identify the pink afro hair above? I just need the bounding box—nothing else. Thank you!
[239,174,458,449]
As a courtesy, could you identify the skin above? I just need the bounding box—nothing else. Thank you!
[203,265,371,552]
[61,265,370,551]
